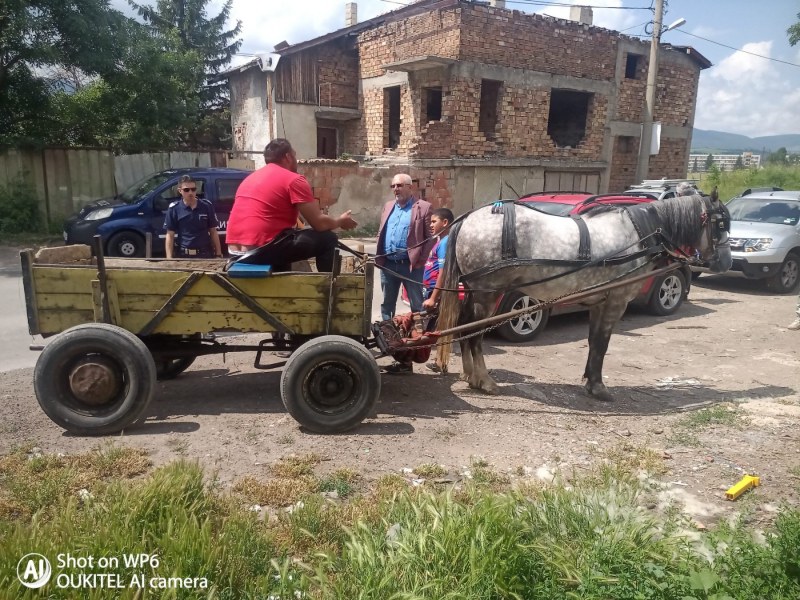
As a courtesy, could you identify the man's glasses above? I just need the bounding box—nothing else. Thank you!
[389,183,406,188]
[181,187,197,192]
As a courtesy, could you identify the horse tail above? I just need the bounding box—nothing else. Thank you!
[435,219,464,371]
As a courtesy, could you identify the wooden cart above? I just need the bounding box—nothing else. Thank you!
[20,243,380,435]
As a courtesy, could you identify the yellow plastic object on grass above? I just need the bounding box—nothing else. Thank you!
[725,474,760,501]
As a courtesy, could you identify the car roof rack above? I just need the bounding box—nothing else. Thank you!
[631,179,699,190]
[740,187,784,196]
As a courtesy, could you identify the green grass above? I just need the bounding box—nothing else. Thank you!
[692,164,800,202]
[2,447,799,599]
[679,404,748,430]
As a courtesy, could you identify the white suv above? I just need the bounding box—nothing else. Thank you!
[705,190,800,293]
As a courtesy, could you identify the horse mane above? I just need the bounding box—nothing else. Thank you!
[626,195,704,247]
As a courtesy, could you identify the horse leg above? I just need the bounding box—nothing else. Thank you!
[464,295,500,394]
[459,337,474,383]
[583,297,629,402]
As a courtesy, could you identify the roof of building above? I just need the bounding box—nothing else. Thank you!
[272,0,711,70]
[219,54,279,78]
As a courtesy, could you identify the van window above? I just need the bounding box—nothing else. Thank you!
[216,179,242,202]
[154,179,206,212]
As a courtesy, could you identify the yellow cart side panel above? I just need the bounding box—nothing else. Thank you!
[118,311,363,336]
[31,266,367,337]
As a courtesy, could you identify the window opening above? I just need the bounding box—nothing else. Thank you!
[423,87,442,122]
[625,54,643,79]
[317,127,337,159]
[479,79,502,138]
[384,86,401,149]
[618,135,634,153]
[548,89,591,148]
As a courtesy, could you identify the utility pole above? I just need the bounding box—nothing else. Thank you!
[635,0,664,184]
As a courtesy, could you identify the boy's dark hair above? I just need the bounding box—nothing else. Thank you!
[432,207,454,223]
[178,175,195,184]
[264,138,293,164]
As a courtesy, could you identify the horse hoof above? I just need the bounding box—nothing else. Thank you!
[469,377,499,395]
[586,385,614,402]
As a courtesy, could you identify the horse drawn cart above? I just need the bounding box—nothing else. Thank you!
[20,241,394,435]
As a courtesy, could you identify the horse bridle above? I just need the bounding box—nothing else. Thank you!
[700,195,731,260]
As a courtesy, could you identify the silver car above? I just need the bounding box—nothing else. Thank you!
[699,190,800,293]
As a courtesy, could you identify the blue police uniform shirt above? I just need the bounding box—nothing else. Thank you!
[385,200,413,260]
[164,198,218,249]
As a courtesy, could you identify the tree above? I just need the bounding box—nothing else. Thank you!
[704,153,714,171]
[788,12,800,46]
[51,21,204,151]
[0,0,122,145]
[127,0,242,146]
[767,147,789,165]
[734,156,744,170]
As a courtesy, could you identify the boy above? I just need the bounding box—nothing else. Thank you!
[421,208,453,310]
[421,208,454,372]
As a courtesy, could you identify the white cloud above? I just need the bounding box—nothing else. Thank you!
[112,0,800,136]
[695,41,800,136]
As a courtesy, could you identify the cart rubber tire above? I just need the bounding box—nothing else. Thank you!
[154,356,196,380]
[34,323,157,435]
[495,290,550,343]
[647,271,686,316]
[280,335,380,433]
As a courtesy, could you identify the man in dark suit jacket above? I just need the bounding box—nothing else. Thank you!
[376,173,434,331]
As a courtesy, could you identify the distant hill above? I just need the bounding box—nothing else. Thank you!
[691,129,800,154]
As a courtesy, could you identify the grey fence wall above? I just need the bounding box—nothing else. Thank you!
[0,148,228,226]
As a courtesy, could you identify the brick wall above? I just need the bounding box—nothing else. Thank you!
[358,8,462,79]
[648,138,690,180]
[608,136,638,192]
[297,161,455,214]
[458,5,620,80]
[317,43,359,109]
[653,55,700,127]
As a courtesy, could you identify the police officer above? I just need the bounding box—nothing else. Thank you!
[164,175,223,259]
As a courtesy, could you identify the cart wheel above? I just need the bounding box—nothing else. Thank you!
[34,323,157,435]
[154,356,196,380]
[280,335,380,433]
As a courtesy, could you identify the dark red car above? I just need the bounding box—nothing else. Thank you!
[492,191,692,342]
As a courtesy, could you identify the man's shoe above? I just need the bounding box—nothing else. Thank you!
[788,318,800,330]
[384,361,413,374]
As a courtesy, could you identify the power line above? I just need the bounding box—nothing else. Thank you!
[674,30,800,69]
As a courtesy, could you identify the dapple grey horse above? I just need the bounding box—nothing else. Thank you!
[435,191,732,401]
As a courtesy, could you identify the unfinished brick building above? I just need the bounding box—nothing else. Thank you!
[226,0,710,218]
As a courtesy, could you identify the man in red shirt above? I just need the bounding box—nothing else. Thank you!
[227,138,357,271]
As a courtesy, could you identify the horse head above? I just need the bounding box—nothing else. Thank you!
[697,187,732,273]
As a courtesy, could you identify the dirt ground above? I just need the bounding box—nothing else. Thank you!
[2,273,799,526]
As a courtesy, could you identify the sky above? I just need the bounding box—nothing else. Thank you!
[115,0,800,138]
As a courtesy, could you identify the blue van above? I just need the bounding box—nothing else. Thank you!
[63,167,251,257]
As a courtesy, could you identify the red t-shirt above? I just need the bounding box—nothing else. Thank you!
[226,163,316,246]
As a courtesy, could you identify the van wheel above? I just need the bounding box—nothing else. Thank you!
[107,232,145,258]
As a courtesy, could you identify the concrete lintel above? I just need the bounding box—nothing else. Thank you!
[382,55,457,72]
[315,107,362,121]
[609,121,642,137]
[452,61,612,95]
[362,71,409,91]
[608,121,690,140]
[407,157,607,170]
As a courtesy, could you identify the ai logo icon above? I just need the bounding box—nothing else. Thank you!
[17,553,52,589]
